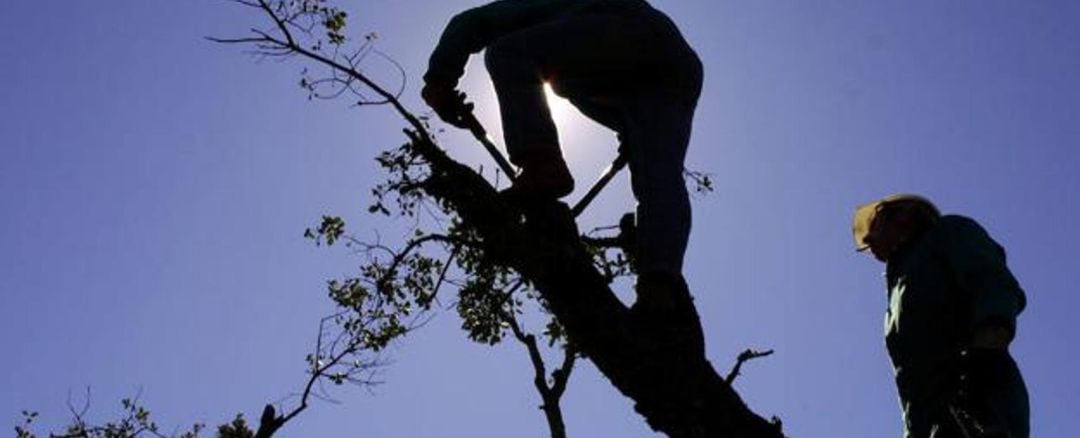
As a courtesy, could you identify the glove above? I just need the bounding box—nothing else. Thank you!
[421,83,474,129]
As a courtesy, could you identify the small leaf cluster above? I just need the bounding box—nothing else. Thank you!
[370,143,431,218]
[268,0,348,48]
[542,318,568,348]
[322,9,347,45]
[454,263,517,345]
[587,242,636,284]
[581,217,638,284]
[215,415,254,438]
[684,168,715,195]
[13,397,204,438]
[303,215,345,246]
[14,410,36,438]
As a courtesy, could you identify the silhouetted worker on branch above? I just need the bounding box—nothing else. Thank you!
[853,194,1029,438]
[422,0,703,304]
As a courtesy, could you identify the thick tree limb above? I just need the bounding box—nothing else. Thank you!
[408,129,783,437]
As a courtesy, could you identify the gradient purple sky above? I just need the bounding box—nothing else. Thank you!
[3,1,1078,436]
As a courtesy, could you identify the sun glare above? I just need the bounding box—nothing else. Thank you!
[543,82,576,126]
[542,82,608,166]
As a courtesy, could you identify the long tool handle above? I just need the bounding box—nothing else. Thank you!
[459,108,624,218]
[462,112,517,182]
[571,154,628,217]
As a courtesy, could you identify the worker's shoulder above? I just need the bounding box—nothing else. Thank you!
[937,214,984,231]
[930,214,1005,250]
[923,214,985,242]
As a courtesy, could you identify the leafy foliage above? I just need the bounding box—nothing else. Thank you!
[13,394,204,438]
[215,415,255,438]
[302,215,345,245]
[369,143,432,218]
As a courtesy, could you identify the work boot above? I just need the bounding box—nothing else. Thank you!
[504,149,574,200]
[630,272,705,356]
[632,272,688,315]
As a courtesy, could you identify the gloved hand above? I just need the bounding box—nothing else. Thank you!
[421,83,474,129]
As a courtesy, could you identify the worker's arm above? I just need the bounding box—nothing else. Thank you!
[940,216,1026,349]
[422,0,593,127]
[424,0,591,88]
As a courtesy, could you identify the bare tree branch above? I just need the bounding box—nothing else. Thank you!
[507,311,571,438]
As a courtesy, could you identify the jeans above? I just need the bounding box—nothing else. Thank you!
[483,5,703,276]
[905,350,1029,438]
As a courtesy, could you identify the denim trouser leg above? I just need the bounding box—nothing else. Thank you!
[957,351,1030,438]
[907,351,1030,438]
[622,97,697,275]
[483,37,560,166]
[483,9,703,276]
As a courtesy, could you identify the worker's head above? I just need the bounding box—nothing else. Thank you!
[852,194,941,262]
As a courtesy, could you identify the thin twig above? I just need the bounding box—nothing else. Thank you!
[725,349,774,385]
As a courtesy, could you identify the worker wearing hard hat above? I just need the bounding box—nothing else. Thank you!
[853,194,1029,438]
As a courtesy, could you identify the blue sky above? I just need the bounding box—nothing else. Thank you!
[2,0,1078,436]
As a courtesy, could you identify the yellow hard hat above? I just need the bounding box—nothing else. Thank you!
[852,194,940,251]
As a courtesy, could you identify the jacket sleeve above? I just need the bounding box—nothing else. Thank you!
[940,216,1027,336]
[423,0,592,87]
